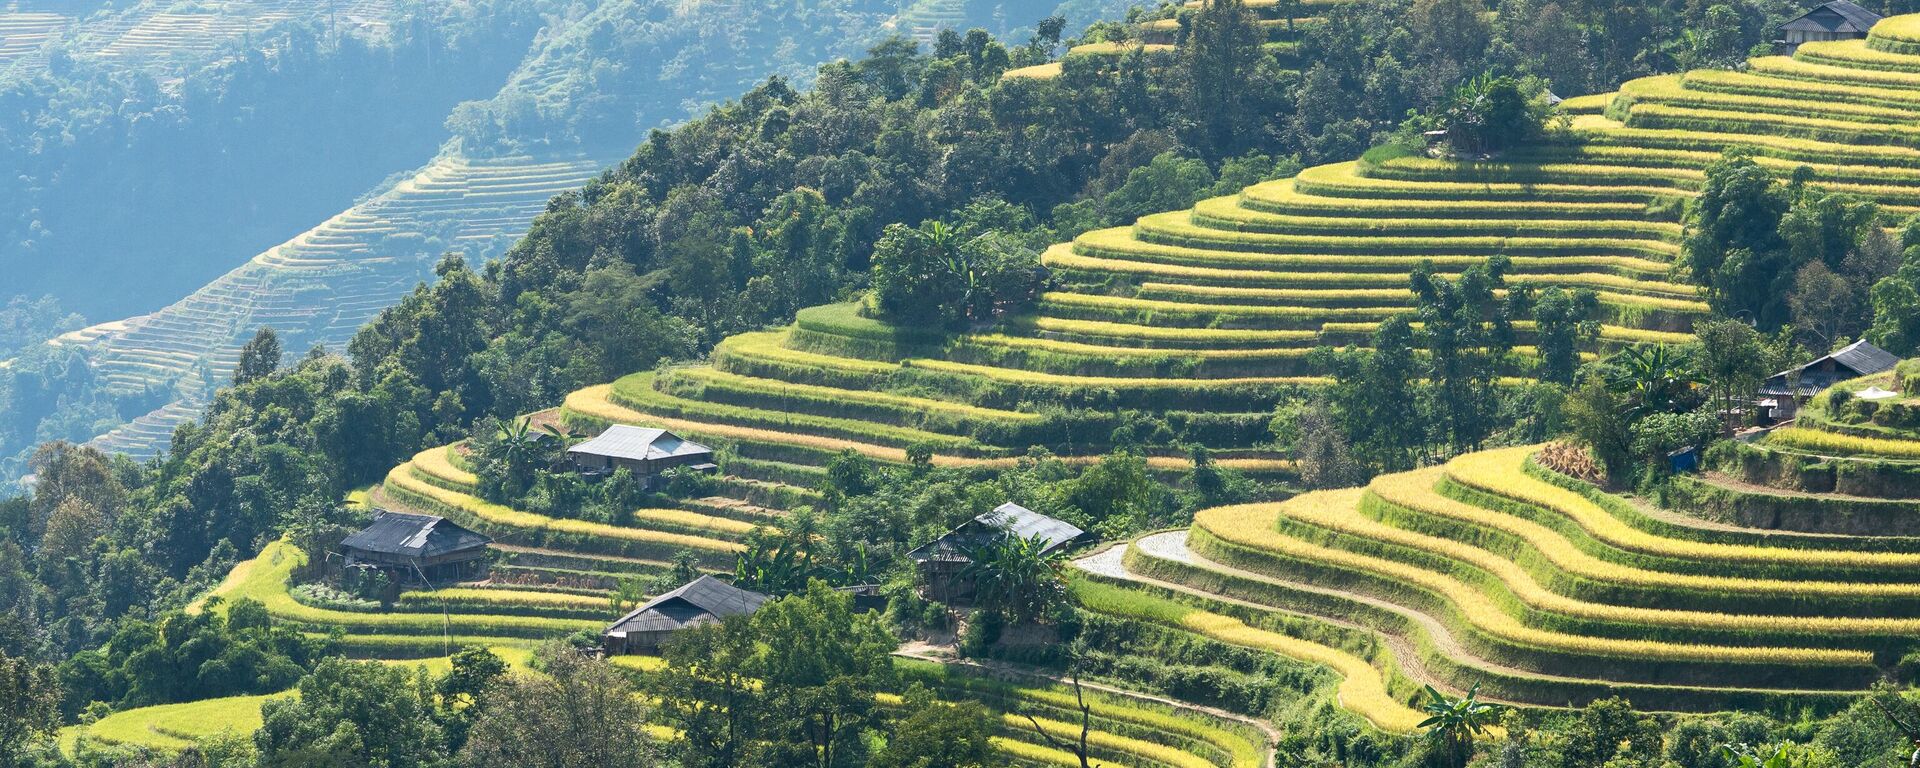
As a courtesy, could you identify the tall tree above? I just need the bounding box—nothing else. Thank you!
[1692,320,1770,436]
[1412,257,1521,452]
[754,581,897,768]
[1530,287,1600,385]
[460,647,654,768]
[0,649,58,768]
[234,327,283,385]
[1184,0,1265,155]
[255,658,447,768]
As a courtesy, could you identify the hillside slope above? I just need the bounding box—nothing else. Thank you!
[13,0,1093,467]
[537,11,1920,473]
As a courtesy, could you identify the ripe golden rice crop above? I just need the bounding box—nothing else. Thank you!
[1193,493,1872,667]
[1364,468,1920,621]
[1446,447,1920,570]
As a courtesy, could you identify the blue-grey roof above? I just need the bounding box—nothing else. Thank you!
[1782,1,1882,33]
[605,575,768,636]
[1761,339,1901,396]
[907,503,1089,562]
[1830,339,1900,376]
[568,425,712,462]
[340,511,491,559]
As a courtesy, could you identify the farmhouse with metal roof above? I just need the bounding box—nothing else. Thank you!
[907,503,1093,602]
[603,575,769,655]
[338,510,492,587]
[566,424,718,487]
[1779,1,1882,47]
[1761,339,1900,399]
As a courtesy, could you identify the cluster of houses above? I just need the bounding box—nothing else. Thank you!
[334,331,1907,650]
[335,420,1091,653]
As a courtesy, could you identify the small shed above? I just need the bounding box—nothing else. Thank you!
[1779,1,1882,47]
[1759,339,1900,419]
[567,425,718,488]
[338,511,492,587]
[907,503,1092,603]
[603,575,769,655]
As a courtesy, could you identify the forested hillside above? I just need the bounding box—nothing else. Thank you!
[0,0,1123,487]
[25,0,1920,766]
[0,0,548,319]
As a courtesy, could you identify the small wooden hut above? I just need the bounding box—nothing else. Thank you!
[337,511,492,588]
[602,575,769,655]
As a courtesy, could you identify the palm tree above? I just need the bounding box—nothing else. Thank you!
[1418,683,1506,768]
[539,423,584,469]
[490,416,540,467]
[1606,344,1702,416]
[959,532,1068,624]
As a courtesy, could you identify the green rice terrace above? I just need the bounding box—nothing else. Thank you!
[86,8,1920,762]
[538,7,1920,474]
[66,151,609,460]
[64,520,1273,768]
[1003,0,1335,80]
[0,0,394,81]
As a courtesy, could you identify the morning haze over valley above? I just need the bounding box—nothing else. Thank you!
[13,0,1920,766]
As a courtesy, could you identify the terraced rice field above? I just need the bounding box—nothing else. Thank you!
[0,10,64,70]
[1680,367,1920,537]
[164,458,1257,767]
[1076,437,1920,715]
[1,0,393,81]
[540,13,1920,483]
[1002,0,1333,80]
[76,152,608,460]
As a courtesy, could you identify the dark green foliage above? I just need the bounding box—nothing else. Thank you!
[1184,0,1271,155]
[1302,315,1427,478]
[958,534,1069,625]
[867,220,1047,329]
[1869,218,1920,356]
[458,647,655,768]
[254,658,447,768]
[1548,697,1665,768]
[234,328,284,387]
[1425,74,1557,155]
[652,582,897,768]
[0,649,59,768]
[1530,288,1601,385]
[1686,149,1885,332]
[1412,256,1521,452]
[869,685,996,768]
[55,598,327,718]
[1417,683,1506,768]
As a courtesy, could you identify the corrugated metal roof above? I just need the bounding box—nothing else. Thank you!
[981,502,1086,549]
[906,503,1090,561]
[1831,339,1900,376]
[604,575,769,636]
[340,511,491,559]
[1782,1,1882,32]
[567,425,713,463]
